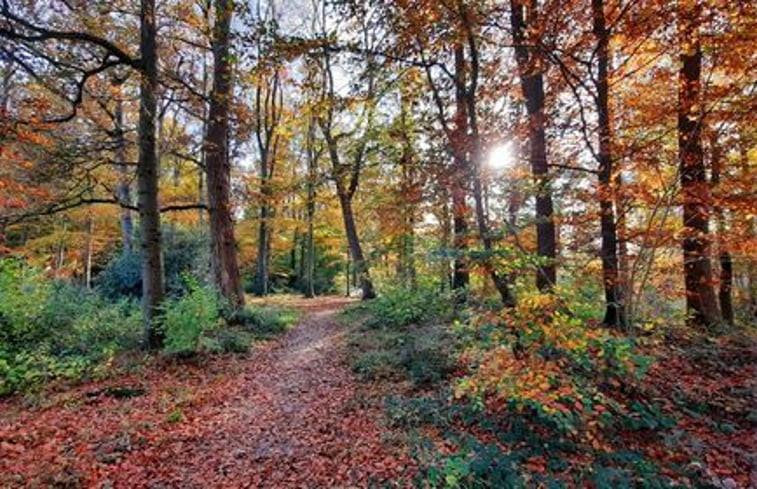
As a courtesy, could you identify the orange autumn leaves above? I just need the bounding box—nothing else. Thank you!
[455,293,647,436]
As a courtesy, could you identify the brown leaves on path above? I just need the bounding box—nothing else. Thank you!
[0,296,415,488]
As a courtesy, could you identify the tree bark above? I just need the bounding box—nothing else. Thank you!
[254,204,269,296]
[709,135,733,325]
[510,0,556,291]
[113,88,133,254]
[398,86,418,289]
[592,0,626,328]
[450,44,471,293]
[678,0,720,327]
[205,0,244,308]
[138,0,165,349]
[305,117,317,298]
[84,214,94,289]
[252,70,282,296]
[338,191,375,299]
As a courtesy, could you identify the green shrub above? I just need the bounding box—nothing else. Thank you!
[227,305,296,340]
[96,250,142,299]
[97,228,210,300]
[213,328,254,353]
[361,286,455,329]
[160,282,223,356]
[0,260,141,395]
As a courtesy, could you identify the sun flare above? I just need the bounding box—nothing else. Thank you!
[487,141,515,170]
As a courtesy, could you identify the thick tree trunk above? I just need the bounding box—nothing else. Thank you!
[510,0,556,291]
[205,0,244,308]
[678,1,720,327]
[138,0,165,349]
[338,191,375,300]
[593,0,626,328]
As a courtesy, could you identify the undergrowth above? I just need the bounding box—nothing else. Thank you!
[0,261,142,395]
[344,286,457,387]
[0,260,297,396]
[345,286,732,488]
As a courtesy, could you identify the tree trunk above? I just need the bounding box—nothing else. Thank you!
[398,94,418,289]
[305,122,317,298]
[205,0,244,308]
[510,0,556,292]
[84,214,94,289]
[461,18,516,307]
[114,92,133,254]
[593,0,626,328]
[138,0,165,349]
[678,0,720,327]
[338,191,375,300]
[709,135,733,325]
[254,207,269,296]
[450,44,470,293]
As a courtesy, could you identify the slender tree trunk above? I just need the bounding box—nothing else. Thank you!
[254,205,269,296]
[510,0,556,291]
[345,248,351,296]
[615,164,630,316]
[450,44,470,293]
[678,0,720,327]
[593,0,625,327]
[440,197,452,291]
[398,101,417,288]
[305,124,317,298]
[114,92,133,253]
[55,222,67,276]
[83,214,94,289]
[338,190,375,300]
[709,135,733,325]
[461,19,516,307]
[138,0,165,349]
[205,0,244,308]
[252,71,282,297]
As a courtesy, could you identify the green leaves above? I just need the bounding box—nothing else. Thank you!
[160,281,223,356]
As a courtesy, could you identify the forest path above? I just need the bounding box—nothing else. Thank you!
[0,296,414,488]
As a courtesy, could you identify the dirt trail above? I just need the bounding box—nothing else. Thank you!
[0,297,414,488]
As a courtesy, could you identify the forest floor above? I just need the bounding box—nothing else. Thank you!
[0,296,415,488]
